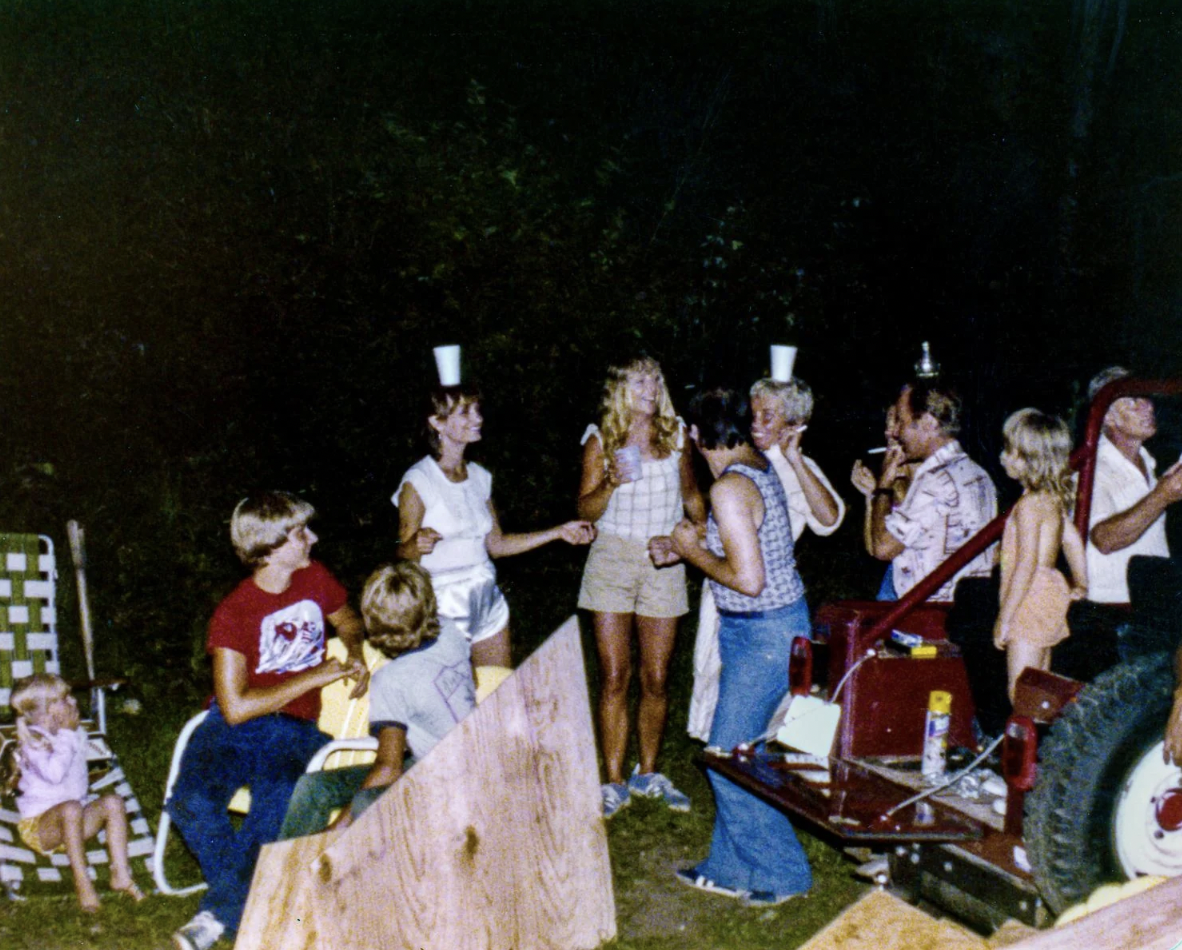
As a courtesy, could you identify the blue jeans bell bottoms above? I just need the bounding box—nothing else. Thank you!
[166,702,331,933]
[698,598,813,896]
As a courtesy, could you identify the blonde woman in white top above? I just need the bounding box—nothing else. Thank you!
[578,357,705,817]
[395,383,594,668]
[687,376,846,741]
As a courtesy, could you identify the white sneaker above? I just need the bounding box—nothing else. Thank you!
[173,910,226,950]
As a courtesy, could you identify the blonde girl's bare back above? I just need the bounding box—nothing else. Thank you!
[1017,489,1068,568]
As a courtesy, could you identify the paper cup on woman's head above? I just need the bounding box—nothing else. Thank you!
[433,345,462,386]
[770,345,797,383]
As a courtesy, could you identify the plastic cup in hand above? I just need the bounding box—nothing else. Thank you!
[433,345,461,386]
[770,345,797,382]
[614,445,643,483]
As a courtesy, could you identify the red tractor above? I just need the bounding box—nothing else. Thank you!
[705,376,1182,930]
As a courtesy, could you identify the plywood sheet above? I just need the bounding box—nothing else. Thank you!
[1000,874,1182,950]
[237,616,615,950]
[800,890,989,950]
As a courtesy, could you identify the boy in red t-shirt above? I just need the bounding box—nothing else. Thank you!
[169,492,368,950]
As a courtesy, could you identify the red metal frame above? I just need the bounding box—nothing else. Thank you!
[1072,377,1182,545]
[712,377,1182,856]
[816,377,1182,760]
[818,600,979,758]
[862,376,1182,643]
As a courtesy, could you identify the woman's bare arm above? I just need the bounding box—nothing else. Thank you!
[395,483,441,561]
[671,474,765,596]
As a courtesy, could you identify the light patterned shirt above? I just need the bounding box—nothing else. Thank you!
[885,440,998,602]
[581,423,686,542]
[1085,435,1169,603]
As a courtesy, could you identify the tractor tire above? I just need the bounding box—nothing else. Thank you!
[1025,651,1177,914]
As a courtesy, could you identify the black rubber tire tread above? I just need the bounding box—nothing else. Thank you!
[1025,651,1175,914]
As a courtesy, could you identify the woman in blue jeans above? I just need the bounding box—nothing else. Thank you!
[651,386,812,907]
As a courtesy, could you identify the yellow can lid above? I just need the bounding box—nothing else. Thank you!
[928,690,952,715]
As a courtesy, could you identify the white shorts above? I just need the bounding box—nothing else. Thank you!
[431,561,510,644]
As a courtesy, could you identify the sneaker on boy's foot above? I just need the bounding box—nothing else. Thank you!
[173,910,226,950]
[601,781,631,818]
[628,766,691,812]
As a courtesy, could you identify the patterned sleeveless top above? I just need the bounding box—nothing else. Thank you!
[580,423,686,541]
[706,460,804,613]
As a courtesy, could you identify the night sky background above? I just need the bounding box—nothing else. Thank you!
[1,0,1179,682]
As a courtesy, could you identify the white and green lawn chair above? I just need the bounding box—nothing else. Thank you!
[0,528,155,899]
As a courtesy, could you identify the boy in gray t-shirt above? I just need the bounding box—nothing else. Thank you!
[279,562,476,838]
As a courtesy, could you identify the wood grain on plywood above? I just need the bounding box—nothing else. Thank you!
[236,616,615,950]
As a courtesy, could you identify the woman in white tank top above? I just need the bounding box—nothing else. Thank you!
[395,383,594,668]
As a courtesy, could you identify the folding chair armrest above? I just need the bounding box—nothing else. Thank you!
[306,737,378,773]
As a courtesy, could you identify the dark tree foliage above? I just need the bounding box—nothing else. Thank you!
[0,0,1177,697]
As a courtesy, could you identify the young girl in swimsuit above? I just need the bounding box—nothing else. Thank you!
[994,409,1088,701]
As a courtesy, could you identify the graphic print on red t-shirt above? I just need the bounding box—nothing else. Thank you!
[256,599,326,675]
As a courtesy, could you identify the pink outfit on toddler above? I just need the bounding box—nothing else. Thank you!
[16,726,90,820]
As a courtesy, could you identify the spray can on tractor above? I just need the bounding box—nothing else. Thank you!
[704,376,1182,932]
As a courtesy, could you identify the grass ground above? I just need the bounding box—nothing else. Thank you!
[0,766,869,950]
[1,550,872,948]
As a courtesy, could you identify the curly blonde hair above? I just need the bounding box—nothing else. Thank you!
[3,674,71,794]
[1003,408,1075,512]
[361,562,442,658]
[597,357,680,458]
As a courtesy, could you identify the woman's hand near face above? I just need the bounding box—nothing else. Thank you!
[781,424,806,465]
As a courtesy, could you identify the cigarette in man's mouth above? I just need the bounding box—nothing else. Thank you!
[867,447,887,455]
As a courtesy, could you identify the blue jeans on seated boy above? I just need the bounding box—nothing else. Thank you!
[277,766,395,840]
[697,600,813,897]
[167,703,331,934]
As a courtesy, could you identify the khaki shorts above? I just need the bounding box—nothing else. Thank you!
[18,812,64,855]
[578,533,688,618]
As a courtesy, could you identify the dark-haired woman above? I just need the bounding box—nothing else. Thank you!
[395,384,594,667]
[652,387,812,907]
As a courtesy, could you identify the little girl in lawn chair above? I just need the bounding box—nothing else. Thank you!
[2,673,146,913]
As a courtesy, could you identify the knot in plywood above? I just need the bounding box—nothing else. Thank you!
[462,825,480,863]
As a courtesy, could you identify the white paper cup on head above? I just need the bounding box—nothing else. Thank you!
[770,345,797,383]
[614,445,643,483]
[433,345,461,386]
